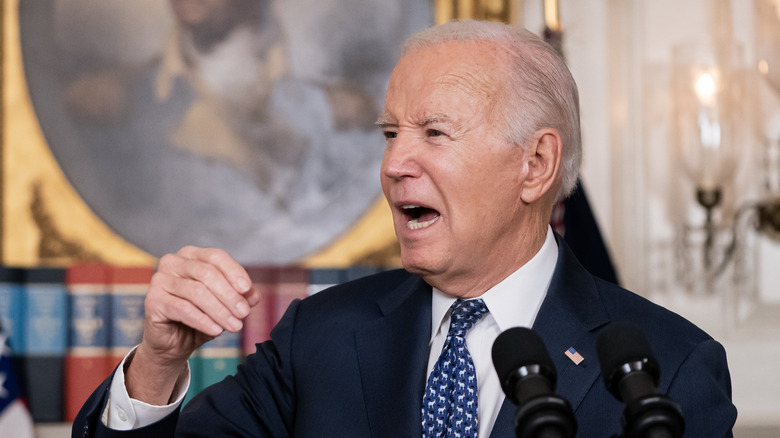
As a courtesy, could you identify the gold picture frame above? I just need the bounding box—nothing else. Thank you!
[1,0,513,268]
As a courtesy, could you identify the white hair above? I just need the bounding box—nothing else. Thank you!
[402,20,582,200]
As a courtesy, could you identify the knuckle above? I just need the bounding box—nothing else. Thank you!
[148,271,166,289]
[197,264,222,286]
[212,306,232,322]
[144,281,164,306]
[187,281,211,302]
[174,300,199,322]
[158,253,178,271]
[204,248,229,264]
[179,245,199,256]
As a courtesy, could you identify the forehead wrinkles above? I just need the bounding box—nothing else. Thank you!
[430,63,504,132]
[386,42,507,125]
[436,67,498,102]
[436,71,495,99]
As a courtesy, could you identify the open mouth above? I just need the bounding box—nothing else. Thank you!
[402,205,441,230]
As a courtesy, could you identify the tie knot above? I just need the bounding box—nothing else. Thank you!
[448,299,488,338]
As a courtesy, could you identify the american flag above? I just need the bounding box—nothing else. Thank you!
[0,326,34,438]
[565,347,584,365]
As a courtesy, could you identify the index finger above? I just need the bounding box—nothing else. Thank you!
[178,246,253,293]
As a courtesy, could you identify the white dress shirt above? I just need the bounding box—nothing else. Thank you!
[106,227,558,432]
[426,227,558,437]
[102,348,189,430]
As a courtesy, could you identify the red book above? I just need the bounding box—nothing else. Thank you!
[273,267,310,326]
[241,266,279,355]
[64,263,112,422]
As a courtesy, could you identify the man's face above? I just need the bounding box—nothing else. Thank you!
[380,41,540,296]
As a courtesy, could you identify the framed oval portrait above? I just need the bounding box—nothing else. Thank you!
[18,0,432,264]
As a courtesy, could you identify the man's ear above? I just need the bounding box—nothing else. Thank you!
[519,128,562,204]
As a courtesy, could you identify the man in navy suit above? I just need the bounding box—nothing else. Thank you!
[74,20,736,437]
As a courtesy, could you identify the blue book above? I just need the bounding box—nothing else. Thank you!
[306,268,343,296]
[344,265,381,283]
[109,266,153,365]
[0,267,25,350]
[22,267,68,422]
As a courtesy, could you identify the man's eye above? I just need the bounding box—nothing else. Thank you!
[427,129,444,137]
[383,131,397,139]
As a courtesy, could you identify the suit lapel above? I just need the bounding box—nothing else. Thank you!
[354,275,432,437]
[491,235,609,437]
[533,235,608,411]
[489,401,516,437]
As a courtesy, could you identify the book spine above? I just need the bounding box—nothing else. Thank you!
[109,266,153,366]
[273,267,309,327]
[185,332,241,406]
[241,266,278,356]
[344,265,381,283]
[197,331,241,395]
[22,267,68,422]
[0,267,25,351]
[306,268,343,296]
[64,264,112,422]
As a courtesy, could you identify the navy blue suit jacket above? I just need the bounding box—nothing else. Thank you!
[74,237,736,437]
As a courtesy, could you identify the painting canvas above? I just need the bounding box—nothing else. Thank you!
[18,0,432,264]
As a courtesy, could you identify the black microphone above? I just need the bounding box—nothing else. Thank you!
[596,321,685,438]
[492,327,576,438]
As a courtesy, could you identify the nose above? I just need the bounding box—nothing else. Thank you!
[381,134,421,181]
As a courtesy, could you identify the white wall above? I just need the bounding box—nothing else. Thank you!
[518,0,780,430]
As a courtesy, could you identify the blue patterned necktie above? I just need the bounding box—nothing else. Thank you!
[422,299,489,438]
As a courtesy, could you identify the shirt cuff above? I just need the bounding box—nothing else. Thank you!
[101,346,191,430]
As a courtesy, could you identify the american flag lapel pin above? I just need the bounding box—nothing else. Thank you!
[565,347,584,365]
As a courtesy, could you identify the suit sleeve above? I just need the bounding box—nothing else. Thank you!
[666,338,737,437]
[174,299,301,437]
[72,299,302,438]
[71,372,181,438]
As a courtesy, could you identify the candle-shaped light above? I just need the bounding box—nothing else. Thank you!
[694,71,722,191]
[544,0,561,32]
[695,72,716,105]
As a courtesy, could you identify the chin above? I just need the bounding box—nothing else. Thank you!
[399,249,437,278]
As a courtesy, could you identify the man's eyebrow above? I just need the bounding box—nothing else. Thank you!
[415,114,452,126]
[375,114,397,127]
[375,114,454,127]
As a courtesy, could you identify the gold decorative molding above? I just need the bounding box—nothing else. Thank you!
[303,198,400,268]
[2,0,156,267]
[435,0,513,24]
[29,181,101,265]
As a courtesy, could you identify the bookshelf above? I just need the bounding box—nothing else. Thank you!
[1,263,390,429]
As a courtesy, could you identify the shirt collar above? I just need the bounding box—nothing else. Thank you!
[429,226,559,343]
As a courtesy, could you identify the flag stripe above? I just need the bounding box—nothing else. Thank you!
[564,347,584,365]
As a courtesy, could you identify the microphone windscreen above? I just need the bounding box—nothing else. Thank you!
[491,327,555,387]
[596,321,657,387]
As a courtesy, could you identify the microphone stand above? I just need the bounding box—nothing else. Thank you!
[616,394,684,438]
[513,394,576,438]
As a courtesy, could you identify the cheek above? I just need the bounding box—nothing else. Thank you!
[459,154,518,196]
[460,157,525,218]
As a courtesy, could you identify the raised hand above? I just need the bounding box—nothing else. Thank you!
[125,246,261,405]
